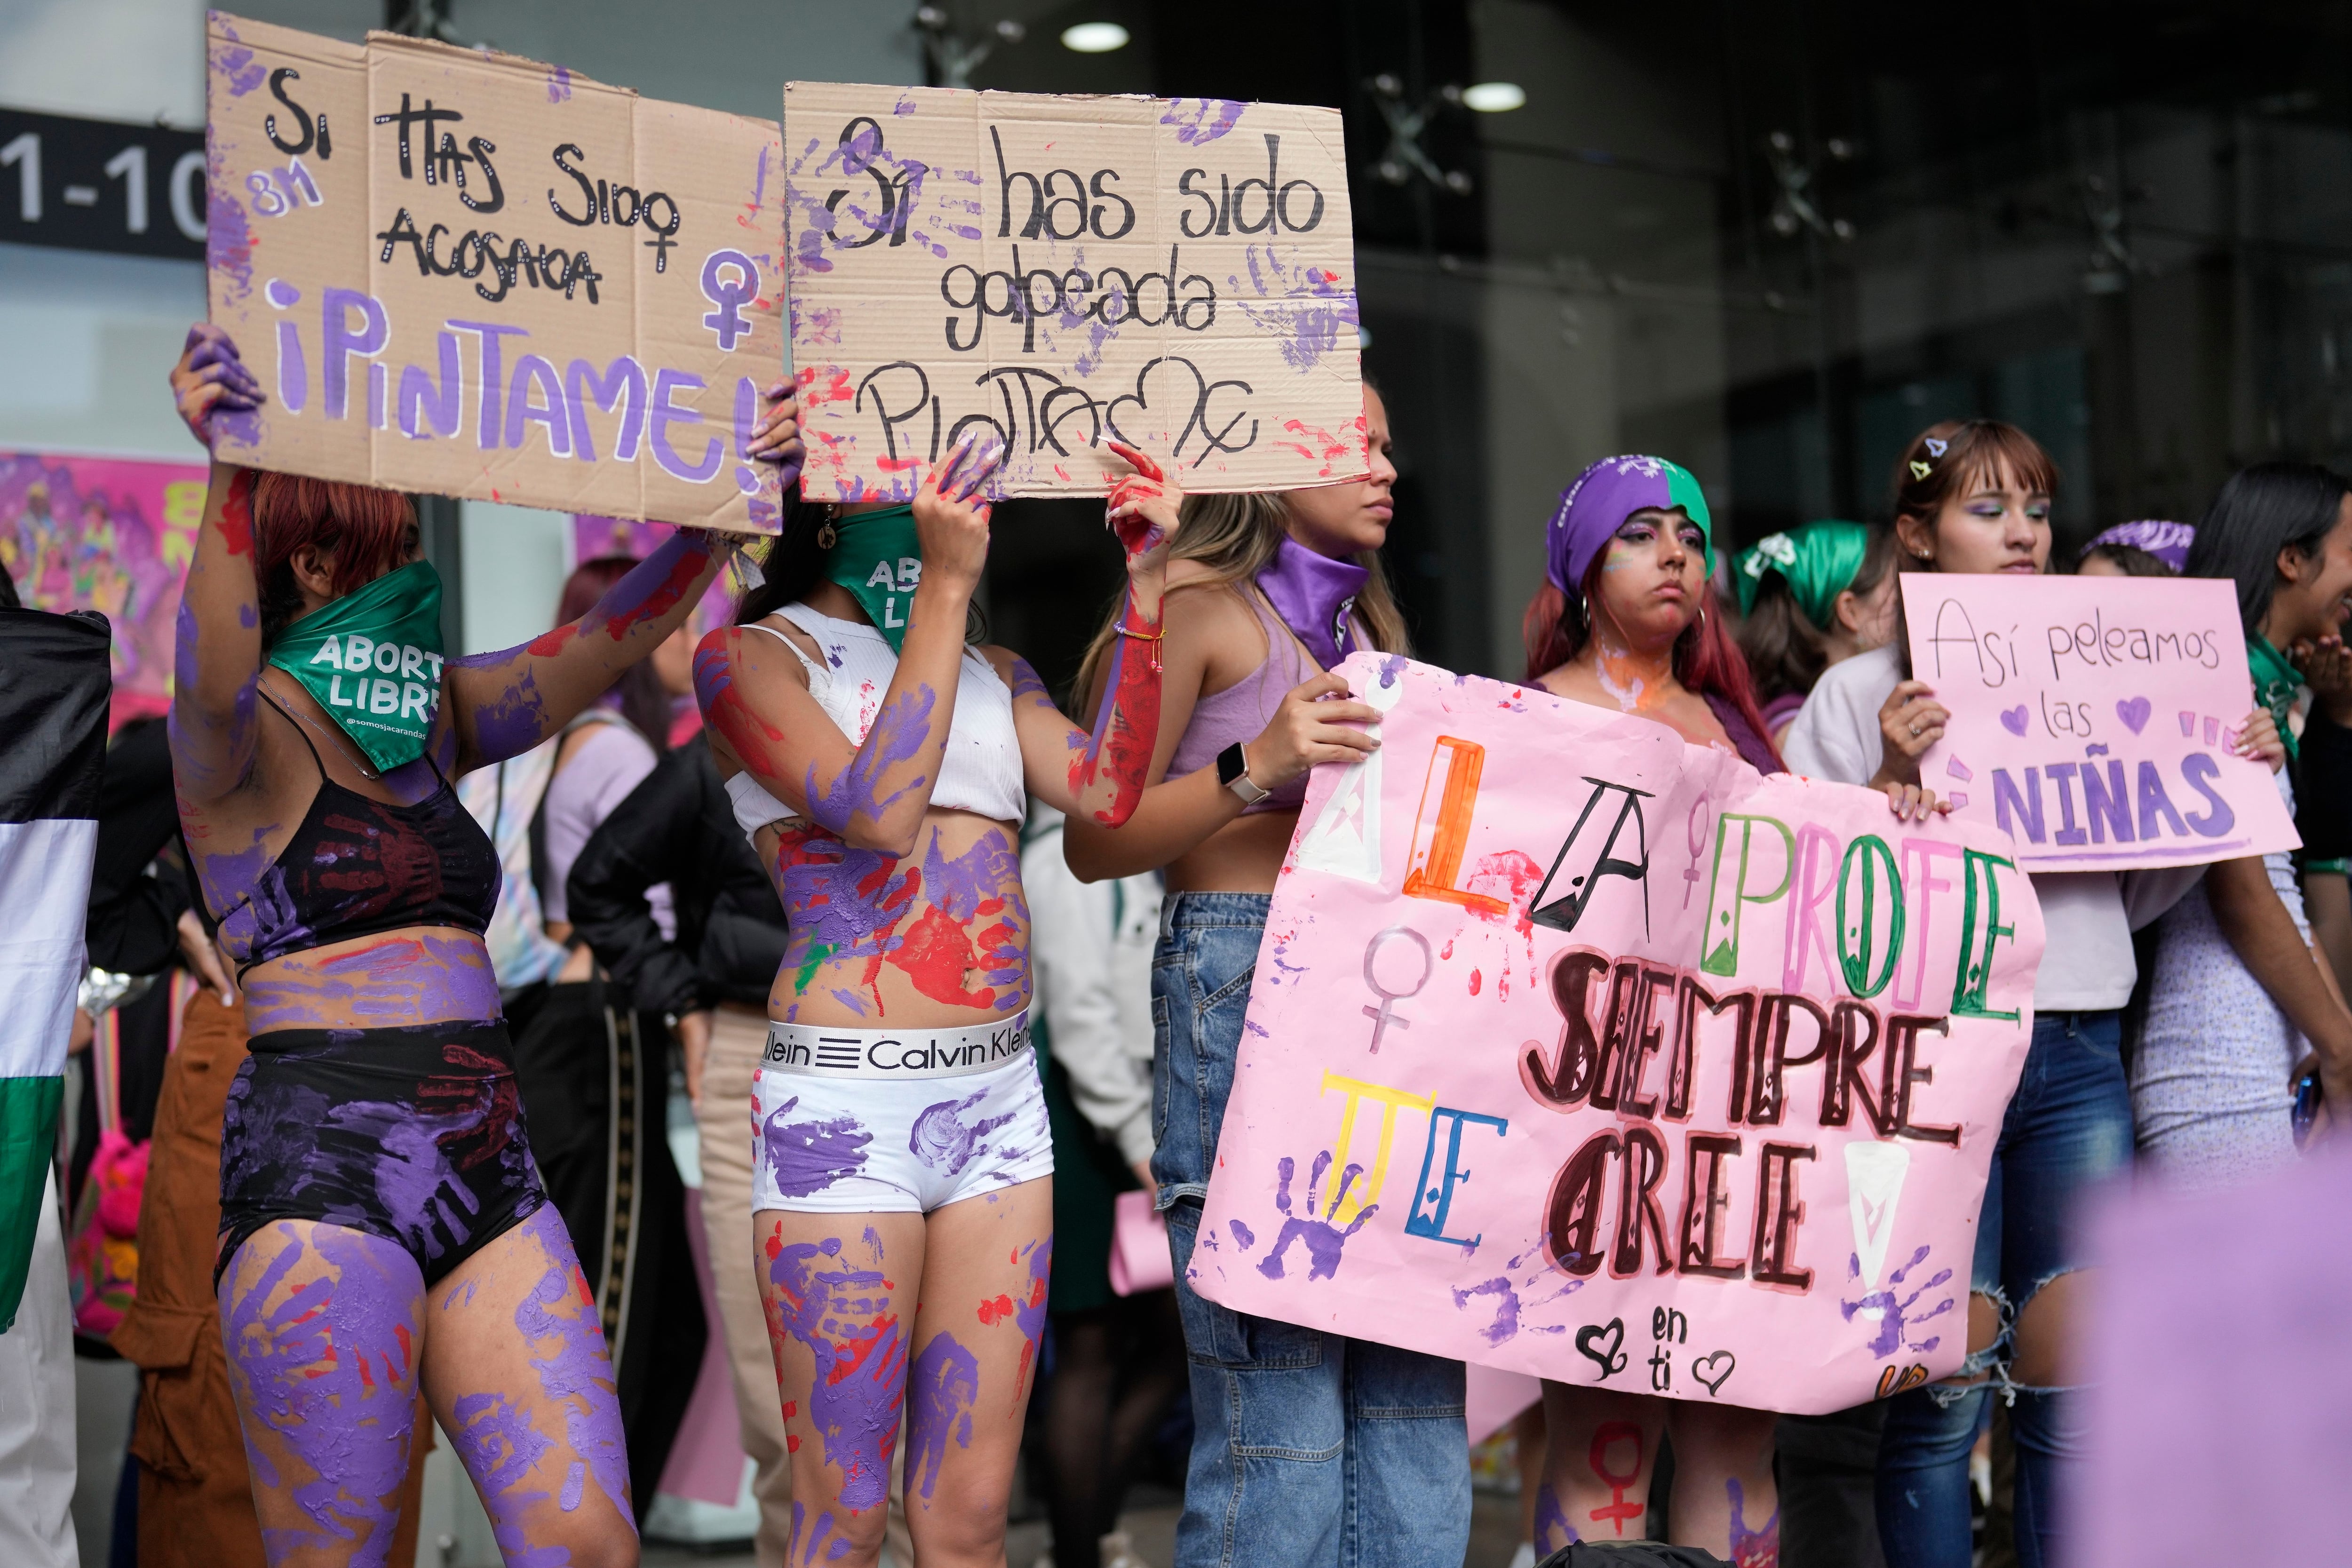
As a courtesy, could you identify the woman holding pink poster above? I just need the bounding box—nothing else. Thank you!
[1516,454,1784,1568]
[1063,385,1463,1568]
[1779,419,2275,1568]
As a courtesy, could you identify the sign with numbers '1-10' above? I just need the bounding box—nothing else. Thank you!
[1192,656,2042,1416]
[205,13,785,532]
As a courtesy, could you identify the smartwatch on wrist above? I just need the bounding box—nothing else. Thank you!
[1218,742,1271,806]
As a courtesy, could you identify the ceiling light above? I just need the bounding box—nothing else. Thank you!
[1061,22,1129,53]
[1462,81,1526,113]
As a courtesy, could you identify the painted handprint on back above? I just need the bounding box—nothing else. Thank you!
[1839,1244,1955,1359]
[1256,1151,1375,1282]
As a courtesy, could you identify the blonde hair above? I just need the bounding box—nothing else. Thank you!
[1073,489,1412,707]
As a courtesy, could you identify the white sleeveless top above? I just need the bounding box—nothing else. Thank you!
[722,602,1026,841]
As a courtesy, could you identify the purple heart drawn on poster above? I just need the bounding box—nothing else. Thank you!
[2116,697,2152,734]
[2000,706,2030,736]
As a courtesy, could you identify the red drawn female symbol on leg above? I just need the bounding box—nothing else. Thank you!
[1588,1419,1646,1535]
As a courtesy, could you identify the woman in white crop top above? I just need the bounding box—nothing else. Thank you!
[693,431,1178,1568]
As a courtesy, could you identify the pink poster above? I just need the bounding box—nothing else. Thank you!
[0,451,210,727]
[1902,574,2298,871]
[1192,656,2043,1416]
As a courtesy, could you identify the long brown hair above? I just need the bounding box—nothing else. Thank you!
[1521,560,1778,764]
[1072,488,1411,707]
[1889,418,2061,675]
[1736,524,1899,706]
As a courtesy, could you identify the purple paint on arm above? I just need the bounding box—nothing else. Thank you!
[217,1225,423,1567]
[905,1331,980,1503]
[462,668,552,765]
[761,1095,873,1197]
[802,684,938,836]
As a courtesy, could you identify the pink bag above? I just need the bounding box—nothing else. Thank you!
[1108,1188,1173,1297]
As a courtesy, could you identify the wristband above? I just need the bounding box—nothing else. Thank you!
[1218,742,1270,806]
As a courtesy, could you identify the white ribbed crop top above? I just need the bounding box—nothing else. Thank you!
[722,602,1027,842]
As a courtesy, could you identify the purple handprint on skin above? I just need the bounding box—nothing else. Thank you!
[1839,1244,1955,1359]
[1255,1151,1375,1283]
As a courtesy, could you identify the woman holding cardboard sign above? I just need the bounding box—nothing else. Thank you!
[694,434,1175,1568]
[166,323,803,1568]
[1516,454,1784,1568]
[1781,419,2263,1568]
[1063,386,1466,1568]
[2136,463,2352,1184]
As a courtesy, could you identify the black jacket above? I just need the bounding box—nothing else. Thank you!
[2302,711,2352,864]
[567,736,787,1014]
[87,717,195,975]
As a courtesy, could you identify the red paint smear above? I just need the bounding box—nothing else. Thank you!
[787,1434,801,1452]
[219,468,255,557]
[977,1294,1015,1325]
[1011,1271,1049,1404]
[890,905,1000,1009]
[1469,968,1483,996]
[1465,850,1545,936]
[529,623,578,657]
[575,1267,595,1306]
[798,365,857,408]
[599,542,707,641]
[1071,606,1162,828]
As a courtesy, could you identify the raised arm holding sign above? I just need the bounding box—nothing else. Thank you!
[205,13,789,530]
[782,82,1367,501]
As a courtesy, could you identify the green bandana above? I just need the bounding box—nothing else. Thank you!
[267,560,446,772]
[1735,520,1870,625]
[2249,633,2302,764]
[826,504,922,653]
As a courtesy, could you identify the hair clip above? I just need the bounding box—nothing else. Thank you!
[1923,437,1948,458]
[1908,460,1933,481]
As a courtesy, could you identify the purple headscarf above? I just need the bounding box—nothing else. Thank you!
[1545,454,1716,595]
[2081,520,2193,573]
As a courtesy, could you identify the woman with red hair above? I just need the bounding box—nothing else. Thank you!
[165,322,799,1568]
[1518,454,1781,1568]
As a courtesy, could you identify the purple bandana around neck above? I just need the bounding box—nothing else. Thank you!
[2081,519,2193,573]
[1256,534,1370,671]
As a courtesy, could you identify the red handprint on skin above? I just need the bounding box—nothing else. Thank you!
[1103,439,1177,563]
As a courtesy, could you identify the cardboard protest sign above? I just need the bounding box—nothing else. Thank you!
[1901,575,2299,872]
[1192,656,2043,1417]
[205,14,785,532]
[782,83,1366,501]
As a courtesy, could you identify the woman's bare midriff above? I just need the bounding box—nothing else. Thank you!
[238,924,503,1036]
[1163,809,1300,896]
[755,803,1033,1030]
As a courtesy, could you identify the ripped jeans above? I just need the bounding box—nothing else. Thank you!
[1151,893,1470,1568]
[1875,1010,2132,1568]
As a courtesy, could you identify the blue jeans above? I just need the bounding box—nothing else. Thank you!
[1875,1010,2133,1568]
[1152,892,1470,1568]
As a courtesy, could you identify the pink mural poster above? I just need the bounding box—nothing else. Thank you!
[1193,656,2043,1416]
[1,452,210,728]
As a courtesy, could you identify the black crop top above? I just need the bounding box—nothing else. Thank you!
[212,694,500,975]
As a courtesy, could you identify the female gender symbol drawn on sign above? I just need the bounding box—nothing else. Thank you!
[1681,788,1713,909]
[1360,925,1433,1053]
[700,249,760,350]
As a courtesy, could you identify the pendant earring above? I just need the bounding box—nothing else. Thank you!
[817,507,838,550]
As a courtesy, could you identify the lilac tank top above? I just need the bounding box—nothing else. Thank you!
[1167,588,1324,813]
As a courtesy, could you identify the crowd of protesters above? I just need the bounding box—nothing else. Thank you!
[5,317,2347,1568]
